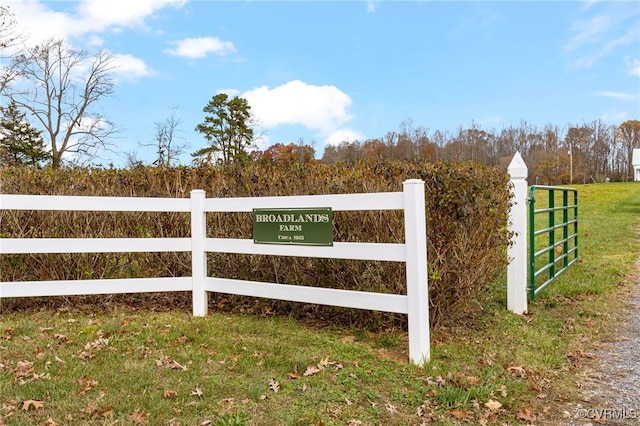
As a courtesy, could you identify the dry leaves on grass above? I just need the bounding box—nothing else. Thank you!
[506,363,527,378]
[515,407,537,423]
[22,399,44,411]
[76,376,98,395]
[84,336,109,351]
[567,350,595,363]
[300,357,342,377]
[449,408,472,420]
[164,389,178,398]
[484,399,502,411]
[156,355,188,371]
[129,408,150,424]
[268,378,280,393]
[14,360,34,380]
[82,402,114,418]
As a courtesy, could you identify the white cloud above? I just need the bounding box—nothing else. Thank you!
[165,37,236,58]
[366,1,378,14]
[77,0,186,31]
[242,80,355,136]
[217,88,240,97]
[564,3,640,70]
[4,0,77,44]
[3,0,185,44]
[325,129,366,146]
[112,53,156,80]
[593,91,635,101]
[600,110,628,123]
[564,15,610,53]
[1,0,182,81]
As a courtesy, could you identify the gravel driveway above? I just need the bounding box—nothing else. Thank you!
[559,260,640,425]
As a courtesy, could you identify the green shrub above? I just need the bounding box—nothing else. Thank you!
[0,160,511,327]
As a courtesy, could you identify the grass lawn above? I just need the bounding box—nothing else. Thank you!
[1,181,639,425]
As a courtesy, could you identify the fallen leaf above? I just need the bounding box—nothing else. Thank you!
[497,384,508,397]
[191,388,203,397]
[22,399,44,411]
[96,406,114,417]
[129,409,149,424]
[450,408,472,420]
[484,399,502,411]
[466,375,480,386]
[287,372,299,379]
[77,376,98,395]
[44,418,59,426]
[164,389,178,398]
[515,407,537,423]
[268,378,280,393]
[156,355,187,371]
[425,376,446,386]
[82,403,99,414]
[507,364,527,377]
[15,360,34,378]
[78,351,95,360]
[385,402,398,413]
[303,365,321,377]
[84,337,109,351]
[477,357,492,367]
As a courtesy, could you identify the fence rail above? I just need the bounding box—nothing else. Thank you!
[528,185,578,299]
[0,181,430,365]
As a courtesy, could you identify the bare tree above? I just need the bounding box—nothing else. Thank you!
[0,6,24,93]
[3,38,117,168]
[144,107,186,167]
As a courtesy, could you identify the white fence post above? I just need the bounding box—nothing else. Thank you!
[507,153,528,314]
[403,179,430,365]
[190,189,207,316]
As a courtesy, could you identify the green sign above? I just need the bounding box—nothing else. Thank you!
[253,208,333,246]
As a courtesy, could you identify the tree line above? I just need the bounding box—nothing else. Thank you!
[1,6,638,184]
[317,119,640,184]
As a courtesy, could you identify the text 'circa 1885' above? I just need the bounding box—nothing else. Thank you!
[252,208,333,246]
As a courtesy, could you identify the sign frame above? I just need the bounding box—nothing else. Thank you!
[252,207,333,246]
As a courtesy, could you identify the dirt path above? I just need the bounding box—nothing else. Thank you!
[558,260,640,425]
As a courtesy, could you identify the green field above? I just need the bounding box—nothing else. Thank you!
[1,182,639,425]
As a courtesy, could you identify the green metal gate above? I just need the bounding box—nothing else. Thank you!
[528,185,578,300]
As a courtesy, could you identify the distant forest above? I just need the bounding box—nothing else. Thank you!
[271,118,639,185]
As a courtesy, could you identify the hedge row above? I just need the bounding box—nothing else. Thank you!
[0,160,512,327]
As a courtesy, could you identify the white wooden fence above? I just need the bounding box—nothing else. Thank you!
[0,180,430,365]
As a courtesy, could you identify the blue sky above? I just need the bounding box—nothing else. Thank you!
[2,0,639,166]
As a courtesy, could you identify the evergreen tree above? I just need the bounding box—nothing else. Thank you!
[193,93,254,164]
[0,100,49,166]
